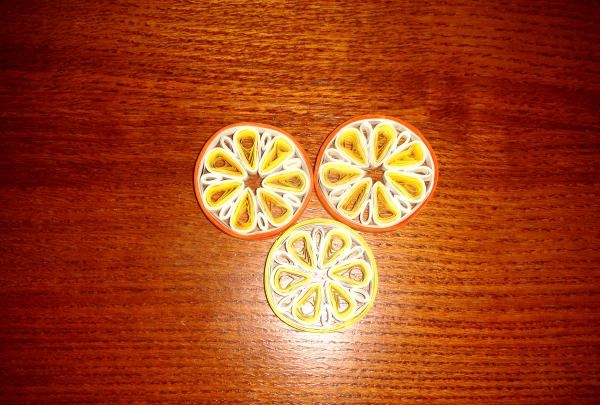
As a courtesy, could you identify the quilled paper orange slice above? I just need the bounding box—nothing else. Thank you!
[314,115,438,232]
[194,123,313,239]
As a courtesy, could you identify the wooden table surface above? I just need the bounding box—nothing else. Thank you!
[1,1,599,403]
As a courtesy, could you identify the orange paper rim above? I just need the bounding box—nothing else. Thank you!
[194,122,313,240]
[313,114,439,233]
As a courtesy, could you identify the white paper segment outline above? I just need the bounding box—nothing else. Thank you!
[317,118,436,229]
[264,219,378,332]
[197,125,311,236]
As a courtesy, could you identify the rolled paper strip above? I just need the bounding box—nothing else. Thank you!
[384,141,426,169]
[206,147,247,179]
[264,218,377,332]
[195,123,313,239]
[337,178,372,219]
[292,284,323,324]
[372,181,402,225]
[257,188,293,226]
[220,135,236,154]
[285,230,315,271]
[259,136,294,175]
[272,266,311,295]
[370,122,396,166]
[229,188,256,233]
[200,172,224,185]
[256,212,269,231]
[259,130,273,153]
[324,148,350,163]
[203,180,244,210]
[385,171,426,202]
[282,193,302,208]
[233,127,259,172]
[217,199,236,221]
[319,228,351,268]
[319,162,365,189]
[327,283,357,321]
[314,115,437,232]
[335,127,369,167]
[282,157,303,170]
[330,259,372,288]
[262,169,308,194]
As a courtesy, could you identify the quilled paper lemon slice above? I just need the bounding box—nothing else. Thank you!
[314,115,438,232]
[265,218,378,332]
[194,123,313,239]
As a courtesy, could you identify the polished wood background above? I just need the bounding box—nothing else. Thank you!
[1,1,599,403]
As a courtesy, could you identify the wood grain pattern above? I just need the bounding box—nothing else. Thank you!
[1,0,599,403]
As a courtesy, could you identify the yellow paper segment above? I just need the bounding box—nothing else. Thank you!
[372,181,401,224]
[259,136,294,174]
[257,188,293,226]
[262,169,307,194]
[292,284,323,324]
[203,180,244,210]
[337,178,371,219]
[272,267,310,295]
[233,128,259,172]
[335,128,368,166]
[319,162,365,189]
[330,260,372,288]
[206,147,246,178]
[327,283,356,321]
[230,188,256,233]
[385,142,425,168]
[285,230,315,271]
[385,171,426,202]
[320,229,351,267]
[371,123,396,166]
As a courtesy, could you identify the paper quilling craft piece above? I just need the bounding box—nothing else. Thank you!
[314,115,438,232]
[265,218,378,332]
[194,123,313,239]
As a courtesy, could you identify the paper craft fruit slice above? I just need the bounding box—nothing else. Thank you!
[194,123,313,239]
[265,218,377,332]
[314,115,438,232]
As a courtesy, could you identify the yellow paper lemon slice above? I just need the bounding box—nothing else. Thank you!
[385,141,425,168]
[205,147,247,178]
[372,181,402,225]
[229,188,256,233]
[264,218,378,332]
[318,162,365,189]
[337,178,372,219]
[256,188,293,226]
[233,128,259,172]
[259,136,294,175]
[203,180,244,210]
[370,122,396,166]
[385,171,426,202]
[335,128,368,167]
[262,169,308,194]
